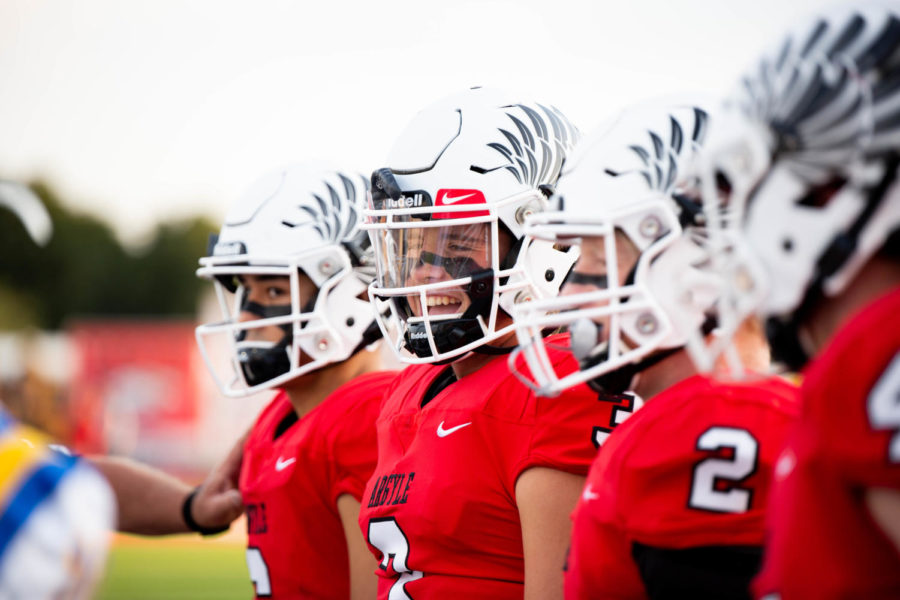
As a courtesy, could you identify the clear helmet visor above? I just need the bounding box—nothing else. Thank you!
[367,211,514,361]
[374,221,494,317]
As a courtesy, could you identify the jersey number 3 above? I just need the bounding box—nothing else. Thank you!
[689,426,759,513]
[246,547,271,597]
[368,517,423,600]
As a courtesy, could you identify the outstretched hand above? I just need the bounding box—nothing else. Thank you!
[190,430,248,531]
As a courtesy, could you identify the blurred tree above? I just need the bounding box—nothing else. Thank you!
[0,180,217,330]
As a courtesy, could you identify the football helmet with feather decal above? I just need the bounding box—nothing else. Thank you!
[701,0,900,370]
[196,161,379,397]
[362,87,580,364]
[511,97,757,396]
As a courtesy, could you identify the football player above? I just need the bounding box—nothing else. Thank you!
[195,162,396,599]
[358,87,629,599]
[0,181,114,599]
[510,99,799,599]
[0,180,247,541]
[698,3,900,597]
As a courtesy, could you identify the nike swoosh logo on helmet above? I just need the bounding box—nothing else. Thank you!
[440,192,477,205]
[436,420,472,438]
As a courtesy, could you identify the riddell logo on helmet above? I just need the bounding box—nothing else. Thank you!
[213,241,247,257]
[385,191,432,209]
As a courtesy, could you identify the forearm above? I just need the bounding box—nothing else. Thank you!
[866,487,900,555]
[89,455,193,535]
[337,493,378,600]
[518,468,585,600]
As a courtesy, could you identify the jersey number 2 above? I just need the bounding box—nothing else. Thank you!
[246,547,271,597]
[368,517,423,600]
[689,426,759,513]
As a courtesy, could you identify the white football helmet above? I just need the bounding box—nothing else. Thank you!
[196,162,379,397]
[511,98,759,396]
[702,1,900,369]
[362,87,581,364]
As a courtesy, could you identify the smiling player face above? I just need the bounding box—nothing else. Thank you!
[371,221,503,319]
[402,224,497,317]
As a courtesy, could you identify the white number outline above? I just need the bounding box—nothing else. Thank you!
[367,517,423,600]
[867,353,900,464]
[688,426,759,514]
[246,546,272,597]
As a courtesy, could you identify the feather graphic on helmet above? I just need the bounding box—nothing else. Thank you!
[195,161,382,397]
[509,96,748,396]
[701,1,900,370]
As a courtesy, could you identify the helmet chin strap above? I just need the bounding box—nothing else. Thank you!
[569,316,681,396]
[235,295,317,387]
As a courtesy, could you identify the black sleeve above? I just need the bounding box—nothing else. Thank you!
[630,542,763,600]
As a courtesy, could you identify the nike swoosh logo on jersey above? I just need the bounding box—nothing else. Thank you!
[440,192,477,205]
[582,485,600,502]
[275,456,296,471]
[436,421,472,437]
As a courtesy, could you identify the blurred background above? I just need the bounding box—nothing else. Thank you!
[0,0,832,597]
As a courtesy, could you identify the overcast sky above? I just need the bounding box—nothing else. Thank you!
[0,0,829,244]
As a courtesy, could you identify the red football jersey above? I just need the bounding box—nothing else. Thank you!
[358,339,629,599]
[754,287,900,599]
[240,370,395,599]
[566,374,799,600]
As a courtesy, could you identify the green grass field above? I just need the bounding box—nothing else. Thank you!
[95,536,252,600]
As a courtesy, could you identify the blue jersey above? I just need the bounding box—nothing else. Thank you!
[0,407,114,598]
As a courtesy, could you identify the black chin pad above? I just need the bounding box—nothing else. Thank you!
[238,338,292,387]
[401,269,495,358]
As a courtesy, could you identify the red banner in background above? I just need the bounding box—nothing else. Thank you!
[68,319,202,468]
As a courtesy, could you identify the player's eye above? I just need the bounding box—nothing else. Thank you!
[266,286,287,300]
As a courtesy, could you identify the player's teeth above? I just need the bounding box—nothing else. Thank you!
[426,296,456,307]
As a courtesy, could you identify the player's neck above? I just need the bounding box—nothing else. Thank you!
[450,328,517,380]
[633,348,697,401]
[282,349,382,417]
[803,257,900,356]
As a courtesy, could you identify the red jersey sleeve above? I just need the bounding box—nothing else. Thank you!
[508,339,634,483]
[566,376,798,600]
[566,442,642,600]
[618,376,798,548]
[326,371,397,505]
